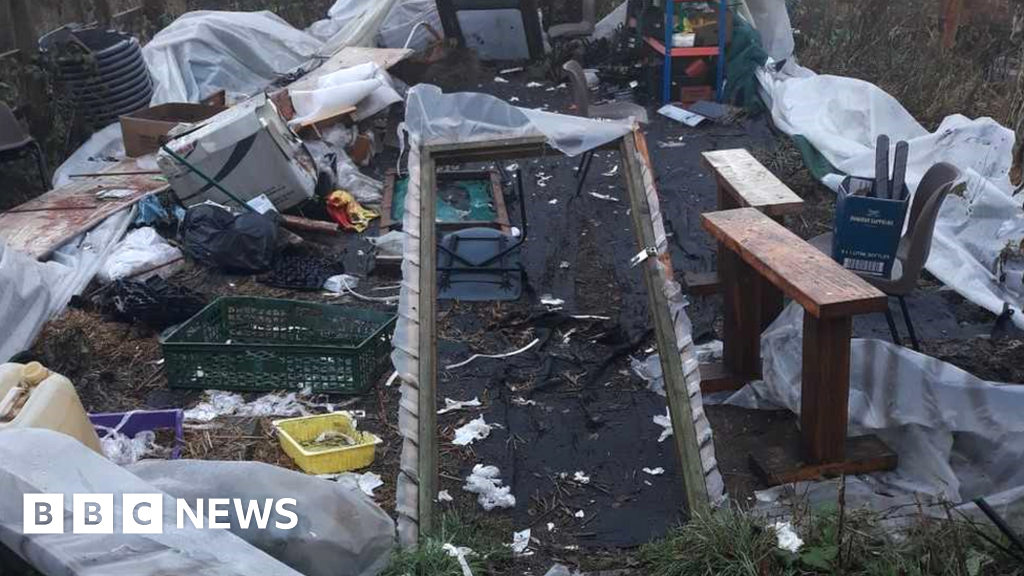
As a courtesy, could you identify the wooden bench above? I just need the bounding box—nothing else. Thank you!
[685,148,804,297]
[701,208,897,483]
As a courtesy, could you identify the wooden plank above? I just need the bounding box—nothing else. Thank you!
[684,271,721,296]
[0,158,167,260]
[720,248,762,380]
[702,149,804,216]
[701,208,887,319]
[698,362,745,393]
[801,312,852,463]
[750,434,897,486]
[417,149,439,538]
[621,131,710,517]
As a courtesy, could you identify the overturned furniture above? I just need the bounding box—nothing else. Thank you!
[389,86,725,547]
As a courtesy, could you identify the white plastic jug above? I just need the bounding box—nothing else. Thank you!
[0,362,102,453]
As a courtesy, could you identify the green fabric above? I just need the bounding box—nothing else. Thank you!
[724,14,770,113]
[392,178,497,223]
[791,135,840,181]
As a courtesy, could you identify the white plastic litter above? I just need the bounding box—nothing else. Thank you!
[631,353,666,396]
[463,464,516,511]
[184,391,308,422]
[653,408,673,443]
[437,490,453,502]
[144,11,321,105]
[453,416,494,446]
[642,467,665,476]
[589,192,619,202]
[442,543,475,576]
[540,295,565,308]
[98,226,184,283]
[367,230,406,257]
[324,274,361,293]
[97,419,161,466]
[316,0,402,57]
[52,123,127,188]
[438,397,482,415]
[772,521,804,553]
[572,471,590,485]
[511,528,532,556]
[445,338,540,370]
[573,510,585,518]
[357,471,384,498]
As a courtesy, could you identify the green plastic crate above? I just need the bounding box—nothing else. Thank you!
[162,297,396,394]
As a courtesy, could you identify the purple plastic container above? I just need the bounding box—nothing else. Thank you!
[89,409,184,459]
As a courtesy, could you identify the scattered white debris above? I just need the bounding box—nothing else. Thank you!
[642,467,665,476]
[453,416,495,446]
[548,198,559,205]
[443,543,476,576]
[96,188,135,199]
[500,66,524,75]
[438,397,483,415]
[507,163,519,172]
[772,521,804,553]
[564,545,579,551]
[494,76,509,83]
[99,427,160,465]
[184,390,307,422]
[511,528,533,556]
[561,328,577,345]
[437,490,453,502]
[559,261,571,269]
[510,96,520,102]
[589,192,619,202]
[385,371,400,387]
[601,165,619,177]
[657,140,687,149]
[547,522,556,532]
[357,472,383,497]
[446,338,541,370]
[526,81,543,88]
[511,396,537,407]
[574,510,585,519]
[541,294,565,308]
[653,409,673,442]
[537,174,554,187]
[572,471,591,485]
[464,465,516,510]
[571,314,610,321]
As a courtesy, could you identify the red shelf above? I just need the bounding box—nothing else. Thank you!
[645,37,720,57]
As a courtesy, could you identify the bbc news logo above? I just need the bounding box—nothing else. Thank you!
[24,494,298,534]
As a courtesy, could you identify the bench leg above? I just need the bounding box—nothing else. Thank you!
[720,247,762,380]
[800,311,852,464]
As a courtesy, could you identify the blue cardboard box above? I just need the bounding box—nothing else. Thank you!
[831,176,909,278]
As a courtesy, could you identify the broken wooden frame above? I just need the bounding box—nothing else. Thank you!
[400,127,723,542]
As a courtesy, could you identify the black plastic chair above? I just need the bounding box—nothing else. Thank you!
[0,102,49,191]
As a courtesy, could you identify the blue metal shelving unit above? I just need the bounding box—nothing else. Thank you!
[646,0,728,104]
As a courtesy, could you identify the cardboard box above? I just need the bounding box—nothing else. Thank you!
[831,176,909,278]
[120,103,228,157]
[157,95,317,212]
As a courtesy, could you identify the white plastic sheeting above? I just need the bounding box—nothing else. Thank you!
[131,460,396,576]
[309,0,442,52]
[0,208,134,363]
[98,226,184,283]
[744,0,1024,329]
[52,123,130,189]
[0,429,303,575]
[292,61,403,124]
[315,0,402,57]
[144,11,322,105]
[727,303,1024,524]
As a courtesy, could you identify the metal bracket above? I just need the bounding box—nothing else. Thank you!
[630,247,657,268]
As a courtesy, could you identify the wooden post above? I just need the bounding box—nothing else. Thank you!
[93,0,113,25]
[800,311,852,463]
[621,132,711,517]
[416,149,439,538]
[0,0,14,52]
[941,0,964,49]
[720,249,762,380]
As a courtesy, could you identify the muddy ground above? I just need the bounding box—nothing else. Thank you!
[18,56,1024,575]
